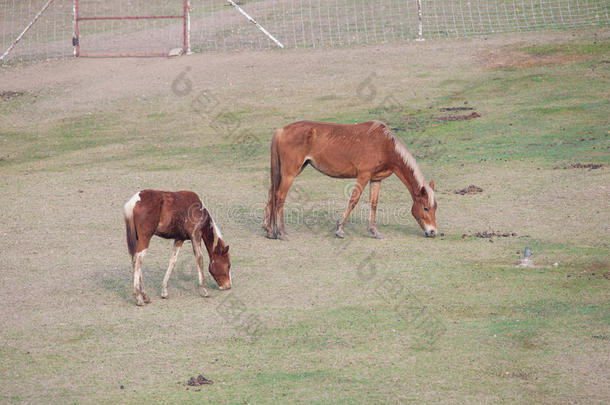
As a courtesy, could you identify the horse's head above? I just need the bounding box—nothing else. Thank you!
[411,180,437,237]
[209,244,232,290]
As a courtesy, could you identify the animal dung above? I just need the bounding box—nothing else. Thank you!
[454,185,483,195]
[187,375,213,386]
[553,163,603,170]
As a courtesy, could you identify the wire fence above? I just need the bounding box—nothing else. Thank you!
[1,0,609,63]
[1,0,72,62]
[192,0,609,51]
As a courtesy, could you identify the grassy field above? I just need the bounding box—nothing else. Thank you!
[0,29,608,404]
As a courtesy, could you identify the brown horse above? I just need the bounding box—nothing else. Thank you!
[263,120,437,240]
[123,190,231,306]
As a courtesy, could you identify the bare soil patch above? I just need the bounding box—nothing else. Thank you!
[592,335,609,340]
[477,47,585,69]
[439,106,474,112]
[437,111,481,121]
[454,185,483,195]
[497,370,531,380]
[554,163,604,170]
[566,261,610,280]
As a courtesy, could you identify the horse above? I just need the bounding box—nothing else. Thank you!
[123,190,231,306]
[263,120,437,240]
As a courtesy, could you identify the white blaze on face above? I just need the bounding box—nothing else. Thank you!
[124,191,141,218]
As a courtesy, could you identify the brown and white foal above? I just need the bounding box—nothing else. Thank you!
[123,190,231,306]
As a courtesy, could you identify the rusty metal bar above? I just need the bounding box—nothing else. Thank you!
[77,15,183,21]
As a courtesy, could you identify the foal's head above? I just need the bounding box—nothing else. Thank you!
[209,243,232,290]
[411,180,437,237]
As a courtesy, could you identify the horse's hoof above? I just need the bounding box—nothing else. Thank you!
[161,291,169,299]
[369,229,385,239]
[265,231,276,239]
[335,229,345,238]
[142,294,151,304]
[200,288,210,298]
[135,299,144,306]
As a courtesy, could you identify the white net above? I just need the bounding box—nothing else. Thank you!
[191,0,420,50]
[191,0,609,50]
[1,0,72,63]
[421,0,609,38]
[1,1,609,63]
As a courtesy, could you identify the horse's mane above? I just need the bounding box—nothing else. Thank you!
[200,202,223,251]
[210,215,223,251]
[368,120,435,206]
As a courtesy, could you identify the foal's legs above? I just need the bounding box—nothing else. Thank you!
[132,251,145,306]
[336,175,370,238]
[132,248,151,306]
[131,231,154,305]
[192,239,210,297]
[161,240,184,299]
[368,180,384,239]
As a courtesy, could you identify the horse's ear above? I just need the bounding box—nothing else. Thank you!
[429,180,435,190]
[420,186,427,196]
[222,245,229,256]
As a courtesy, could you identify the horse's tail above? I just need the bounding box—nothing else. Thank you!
[265,129,282,236]
[123,194,139,260]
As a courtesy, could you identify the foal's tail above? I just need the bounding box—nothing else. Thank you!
[265,129,282,236]
[123,199,138,259]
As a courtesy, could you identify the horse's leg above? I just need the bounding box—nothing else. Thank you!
[161,239,184,299]
[336,175,369,238]
[274,172,297,240]
[368,180,385,239]
[192,239,210,297]
[131,228,153,305]
[132,251,145,306]
[263,188,273,235]
[132,249,149,306]
[138,266,151,304]
[131,204,160,306]
[137,255,151,305]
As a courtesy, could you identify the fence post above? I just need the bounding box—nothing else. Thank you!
[186,0,192,54]
[183,0,190,55]
[416,0,425,41]
[73,0,80,56]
